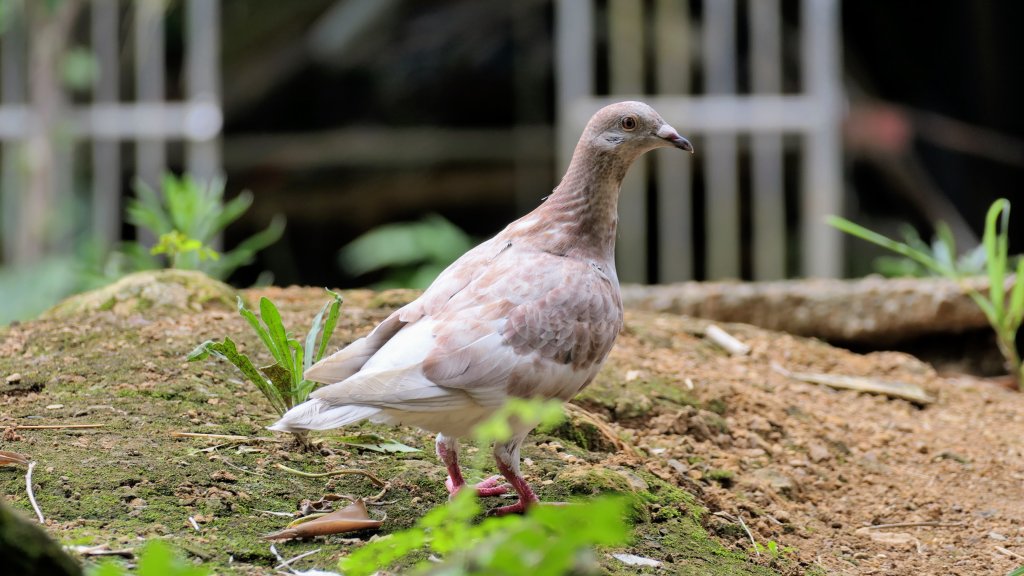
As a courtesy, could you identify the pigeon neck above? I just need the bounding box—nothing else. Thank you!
[528,146,633,262]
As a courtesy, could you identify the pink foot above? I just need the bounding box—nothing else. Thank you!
[446,474,510,497]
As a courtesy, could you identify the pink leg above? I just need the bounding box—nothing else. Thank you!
[436,434,509,498]
[488,435,540,516]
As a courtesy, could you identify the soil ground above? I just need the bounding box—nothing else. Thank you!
[1,283,1022,575]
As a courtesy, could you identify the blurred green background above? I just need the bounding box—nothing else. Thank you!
[0,0,1022,324]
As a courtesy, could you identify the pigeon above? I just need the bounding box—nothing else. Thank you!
[270,101,693,514]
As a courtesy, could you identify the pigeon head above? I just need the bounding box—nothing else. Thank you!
[584,101,694,155]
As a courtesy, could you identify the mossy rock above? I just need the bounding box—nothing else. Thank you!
[42,270,237,319]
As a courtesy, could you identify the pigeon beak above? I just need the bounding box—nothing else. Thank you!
[656,124,694,153]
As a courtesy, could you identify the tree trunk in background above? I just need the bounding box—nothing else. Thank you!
[17,0,80,265]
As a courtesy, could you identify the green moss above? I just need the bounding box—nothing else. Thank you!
[576,363,701,421]
[0,289,779,576]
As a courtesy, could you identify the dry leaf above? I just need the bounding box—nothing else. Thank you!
[0,450,30,466]
[264,499,382,541]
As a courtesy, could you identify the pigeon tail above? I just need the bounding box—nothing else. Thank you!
[268,399,380,432]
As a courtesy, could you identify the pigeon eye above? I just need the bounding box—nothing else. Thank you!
[621,116,638,131]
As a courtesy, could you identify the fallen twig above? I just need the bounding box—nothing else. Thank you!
[171,431,284,443]
[26,461,44,523]
[188,516,201,532]
[218,456,269,477]
[996,546,1024,561]
[864,521,964,530]
[273,547,322,571]
[256,509,297,518]
[15,424,104,430]
[275,464,385,486]
[737,514,759,557]
[771,363,934,404]
[66,545,135,559]
[705,325,751,356]
[275,464,389,502]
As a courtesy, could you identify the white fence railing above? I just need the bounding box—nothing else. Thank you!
[0,0,222,264]
[556,0,843,282]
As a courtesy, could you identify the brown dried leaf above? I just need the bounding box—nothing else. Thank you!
[0,450,30,466]
[263,498,382,541]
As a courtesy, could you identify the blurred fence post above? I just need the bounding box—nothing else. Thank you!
[556,0,844,282]
[0,0,224,265]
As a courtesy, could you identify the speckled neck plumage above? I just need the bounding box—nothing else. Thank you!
[511,140,637,264]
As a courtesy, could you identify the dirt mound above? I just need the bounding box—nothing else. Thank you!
[1,285,1021,575]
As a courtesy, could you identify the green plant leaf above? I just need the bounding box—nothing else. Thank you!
[288,339,305,396]
[211,184,247,235]
[127,179,172,235]
[1006,258,1024,337]
[256,296,292,371]
[236,296,282,367]
[209,214,286,279]
[332,433,421,453]
[826,216,944,275]
[260,363,294,412]
[316,290,343,363]
[1007,566,1024,576]
[194,338,287,415]
[304,298,332,373]
[136,540,210,576]
[984,199,1010,319]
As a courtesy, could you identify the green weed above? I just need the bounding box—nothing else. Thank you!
[337,398,628,575]
[188,291,342,431]
[750,540,795,561]
[829,199,1024,389]
[125,173,284,279]
[89,540,208,576]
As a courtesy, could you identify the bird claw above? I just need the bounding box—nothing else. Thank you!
[446,475,510,498]
[487,499,565,516]
[487,500,529,516]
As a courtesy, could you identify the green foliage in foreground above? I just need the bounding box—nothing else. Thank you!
[1007,566,1024,576]
[829,198,1024,388]
[90,541,208,576]
[340,491,630,576]
[188,291,342,416]
[338,397,628,576]
[340,214,475,289]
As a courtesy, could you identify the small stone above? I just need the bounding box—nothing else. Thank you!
[45,404,64,410]
[752,468,796,497]
[666,459,687,474]
[988,531,1007,541]
[748,415,772,434]
[5,373,21,384]
[808,442,830,463]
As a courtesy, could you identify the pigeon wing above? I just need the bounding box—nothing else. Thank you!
[422,252,623,405]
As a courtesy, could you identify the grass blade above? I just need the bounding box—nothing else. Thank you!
[304,299,332,373]
[316,290,343,363]
[984,200,1009,318]
[288,339,304,401]
[826,216,944,275]
[1008,259,1024,331]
